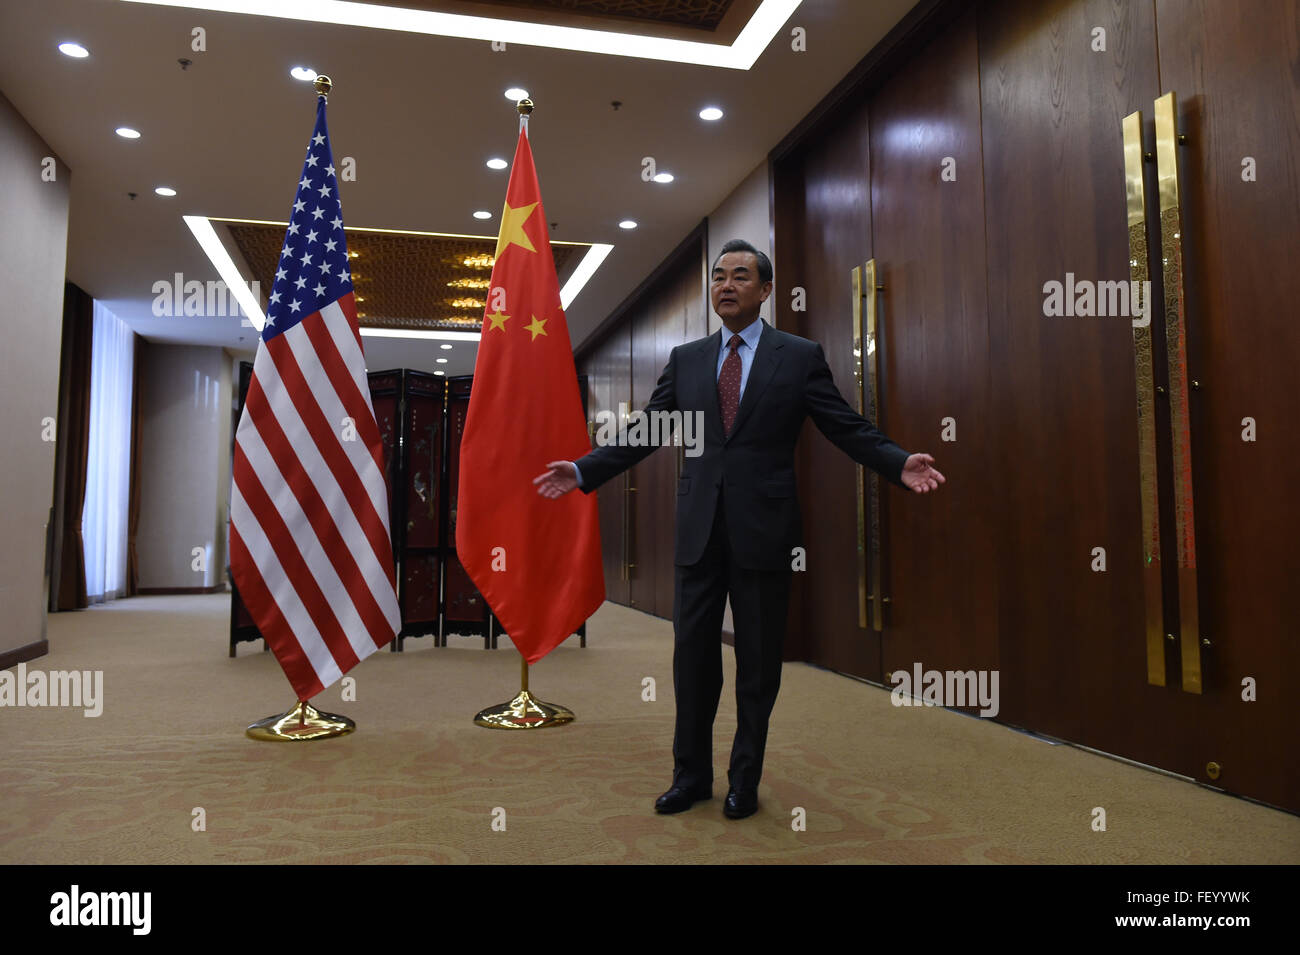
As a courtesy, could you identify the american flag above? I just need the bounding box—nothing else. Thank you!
[230,95,399,701]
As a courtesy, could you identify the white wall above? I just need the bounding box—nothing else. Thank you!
[135,343,232,590]
[0,92,70,655]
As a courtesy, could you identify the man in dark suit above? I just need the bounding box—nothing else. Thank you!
[534,240,945,819]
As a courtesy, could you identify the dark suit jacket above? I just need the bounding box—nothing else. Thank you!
[575,319,910,571]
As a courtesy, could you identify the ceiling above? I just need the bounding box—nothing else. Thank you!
[223,219,586,329]
[0,0,917,375]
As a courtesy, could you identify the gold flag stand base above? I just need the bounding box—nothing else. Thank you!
[246,700,356,741]
[474,656,574,729]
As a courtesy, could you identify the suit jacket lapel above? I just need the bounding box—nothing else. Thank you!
[726,320,781,443]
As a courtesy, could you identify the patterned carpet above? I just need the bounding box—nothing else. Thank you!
[2,595,1296,864]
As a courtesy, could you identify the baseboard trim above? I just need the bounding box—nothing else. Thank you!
[136,585,225,595]
[0,639,50,670]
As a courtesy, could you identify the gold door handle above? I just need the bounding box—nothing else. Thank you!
[621,475,633,582]
[853,259,886,632]
[1155,91,1202,695]
[1123,108,1166,687]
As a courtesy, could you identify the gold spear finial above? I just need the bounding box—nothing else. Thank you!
[314,74,332,98]
[516,97,534,116]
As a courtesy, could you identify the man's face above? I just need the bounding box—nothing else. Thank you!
[711,251,772,325]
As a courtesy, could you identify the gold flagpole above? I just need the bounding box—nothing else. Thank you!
[245,73,356,742]
[247,699,356,741]
[472,96,574,730]
[474,652,575,729]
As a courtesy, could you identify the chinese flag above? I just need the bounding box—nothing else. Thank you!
[455,119,605,664]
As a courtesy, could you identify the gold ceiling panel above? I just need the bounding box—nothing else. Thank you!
[225,223,583,331]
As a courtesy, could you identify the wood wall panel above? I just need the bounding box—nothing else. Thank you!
[578,236,704,620]
[771,153,808,663]
[629,307,659,612]
[587,327,630,606]
[978,0,1184,749]
[869,8,999,697]
[774,95,879,675]
[1153,0,1300,809]
[653,259,688,617]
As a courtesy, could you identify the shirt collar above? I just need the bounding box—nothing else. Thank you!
[725,316,764,351]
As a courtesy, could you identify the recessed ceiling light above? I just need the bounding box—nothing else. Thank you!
[155,187,177,197]
[116,127,141,139]
[653,172,674,183]
[504,87,529,101]
[436,358,448,364]
[699,106,724,121]
[58,42,90,58]
[619,220,637,230]
[473,210,492,220]
[486,158,508,170]
[290,66,318,81]
[440,343,453,350]
[434,370,445,376]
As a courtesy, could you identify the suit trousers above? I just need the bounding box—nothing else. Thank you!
[671,490,794,793]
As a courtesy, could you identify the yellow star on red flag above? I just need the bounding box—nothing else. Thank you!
[495,201,538,260]
[525,315,548,340]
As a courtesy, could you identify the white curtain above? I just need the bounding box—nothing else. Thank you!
[83,301,135,603]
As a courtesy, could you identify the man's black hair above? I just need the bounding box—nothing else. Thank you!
[712,239,773,285]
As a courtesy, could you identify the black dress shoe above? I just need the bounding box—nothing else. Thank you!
[723,788,758,819]
[654,785,711,814]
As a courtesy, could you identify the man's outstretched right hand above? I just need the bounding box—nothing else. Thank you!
[533,460,579,499]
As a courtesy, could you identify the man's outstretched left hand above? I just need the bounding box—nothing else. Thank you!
[901,453,946,494]
[533,460,580,498]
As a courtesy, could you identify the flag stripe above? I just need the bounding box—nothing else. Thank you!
[282,318,385,495]
[337,291,365,354]
[231,487,345,694]
[240,352,399,634]
[234,447,362,674]
[304,302,387,480]
[322,297,377,438]
[270,329,390,545]
[255,335,396,582]
[234,416,397,654]
[229,527,325,699]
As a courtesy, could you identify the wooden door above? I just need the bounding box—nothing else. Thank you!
[979,0,1190,750]
[589,326,632,606]
[1150,0,1300,810]
[628,308,660,612]
[869,8,999,704]
[773,96,878,673]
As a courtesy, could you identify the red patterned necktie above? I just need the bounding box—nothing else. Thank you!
[718,333,743,435]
